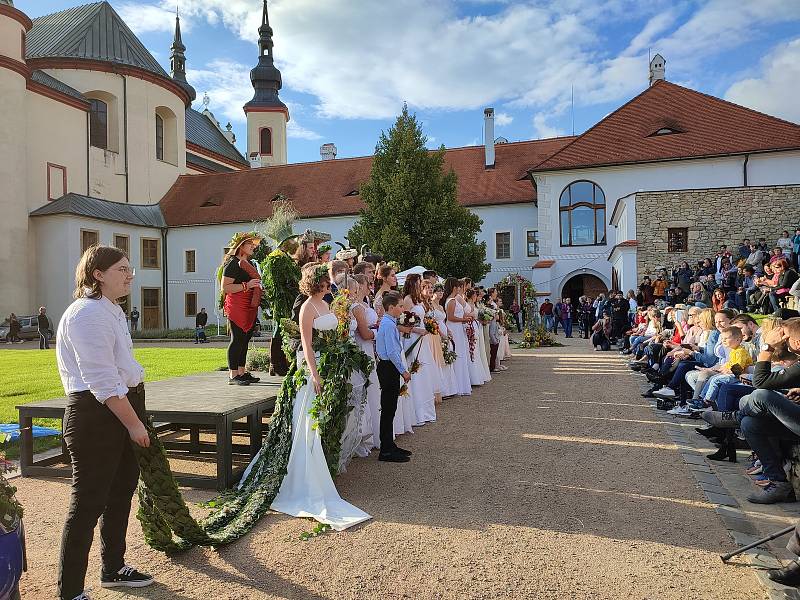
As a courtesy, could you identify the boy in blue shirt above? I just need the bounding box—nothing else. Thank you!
[375,291,413,462]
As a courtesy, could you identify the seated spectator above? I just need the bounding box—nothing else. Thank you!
[746,243,765,273]
[778,230,793,257]
[702,319,800,507]
[673,261,693,292]
[768,258,799,312]
[738,239,751,262]
[653,275,667,300]
[711,288,726,312]
[687,281,711,307]
[697,326,753,405]
[769,246,785,264]
[591,312,612,351]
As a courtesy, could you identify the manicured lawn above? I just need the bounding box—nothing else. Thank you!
[0,347,228,426]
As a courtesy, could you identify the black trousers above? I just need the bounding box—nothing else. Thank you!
[270,331,289,376]
[376,360,401,452]
[39,330,50,349]
[228,321,254,371]
[59,385,146,600]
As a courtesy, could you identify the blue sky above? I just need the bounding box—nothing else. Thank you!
[17,0,800,164]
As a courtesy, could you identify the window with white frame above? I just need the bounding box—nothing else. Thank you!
[526,230,539,257]
[495,232,511,260]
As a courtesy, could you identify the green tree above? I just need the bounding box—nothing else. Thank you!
[348,105,490,281]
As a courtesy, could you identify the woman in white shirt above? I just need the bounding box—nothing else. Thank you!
[56,245,153,599]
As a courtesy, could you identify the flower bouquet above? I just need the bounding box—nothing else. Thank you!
[465,322,476,361]
[441,336,457,365]
[399,383,409,397]
[423,314,440,336]
[397,310,421,334]
[477,306,496,325]
[330,289,352,340]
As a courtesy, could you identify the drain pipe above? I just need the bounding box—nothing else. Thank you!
[161,227,169,329]
[742,154,749,187]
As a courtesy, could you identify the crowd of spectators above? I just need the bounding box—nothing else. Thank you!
[588,232,800,585]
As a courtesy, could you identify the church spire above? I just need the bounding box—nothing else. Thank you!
[170,8,196,102]
[244,0,287,113]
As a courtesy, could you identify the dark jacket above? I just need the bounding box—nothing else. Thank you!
[195,311,208,328]
[37,314,50,332]
[753,360,800,389]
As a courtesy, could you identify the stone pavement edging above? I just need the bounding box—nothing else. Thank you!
[619,354,800,600]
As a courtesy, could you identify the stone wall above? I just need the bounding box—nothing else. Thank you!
[635,185,800,278]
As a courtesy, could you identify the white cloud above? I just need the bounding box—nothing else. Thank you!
[532,113,564,139]
[117,3,184,35]
[725,38,800,123]
[137,0,800,125]
[495,112,513,127]
[188,59,321,139]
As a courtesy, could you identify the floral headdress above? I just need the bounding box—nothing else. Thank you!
[312,264,329,284]
[318,244,332,255]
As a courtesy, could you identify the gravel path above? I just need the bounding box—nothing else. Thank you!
[16,338,764,599]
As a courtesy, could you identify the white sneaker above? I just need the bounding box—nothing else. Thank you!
[671,406,692,416]
[72,593,92,600]
[653,388,676,399]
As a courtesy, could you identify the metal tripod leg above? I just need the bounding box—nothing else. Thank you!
[720,525,795,562]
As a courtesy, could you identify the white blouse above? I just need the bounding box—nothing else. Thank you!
[56,295,144,402]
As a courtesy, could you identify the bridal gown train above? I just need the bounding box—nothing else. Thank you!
[242,311,371,531]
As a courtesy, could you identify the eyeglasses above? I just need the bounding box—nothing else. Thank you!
[115,266,136,277]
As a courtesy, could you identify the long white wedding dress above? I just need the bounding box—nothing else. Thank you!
[445,297,472,396]
[242,311,371,531]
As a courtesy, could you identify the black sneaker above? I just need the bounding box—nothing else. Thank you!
[228,375,250,386]
[392,445,412,456]
[101,565,154,588]
[242,372,261,383]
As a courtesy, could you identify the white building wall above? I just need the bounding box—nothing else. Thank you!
[532,151,800,297]
[31,215,163,328]
[471,204,538,286]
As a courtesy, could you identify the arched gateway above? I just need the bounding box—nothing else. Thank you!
[560,274,609,306]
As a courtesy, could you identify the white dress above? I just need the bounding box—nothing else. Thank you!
[445,298,472,396]
[405,303,437,424]
[354,302,380,452]
[476,314,492,383]
[247,311,371,531]
[434,307,458,397]
[464,303,487,386]
[339,307,370,469]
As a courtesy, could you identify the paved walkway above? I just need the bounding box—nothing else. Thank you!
[15,338,764,599]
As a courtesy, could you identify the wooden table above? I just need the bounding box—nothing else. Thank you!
[17,372,282,490]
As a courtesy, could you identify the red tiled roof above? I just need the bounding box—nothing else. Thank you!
[531,80,800,173]
[160,137,574,226]
[532,259,555,268]
[607,240,638,260]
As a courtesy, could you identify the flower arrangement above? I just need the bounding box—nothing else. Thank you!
[441,336,457,365]
[517,323,561,348]
[399,383,409,397]
[423,315,440,335]
[503,311,517,331]
[410,359,421,374]
[330,289,352,339]
[465,321,476,361]
[477,306,496,324]
[397,310,421,336]
[497,274,536,303]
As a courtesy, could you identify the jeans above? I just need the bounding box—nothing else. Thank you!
[702,373,738,402]
[562,318,572,337]
[715,382,753,411]
[738,388,800,482]
[59,386,145,599]
[543,315,554,332]
[770,290,787,312]
[376,360,401,452]
[39,330,50,349]
[667,360,699,399]
[630,334,652,355]
[686,368,716,400]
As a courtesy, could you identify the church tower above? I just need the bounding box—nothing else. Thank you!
[169,10,196,102]
[244,0,288,167]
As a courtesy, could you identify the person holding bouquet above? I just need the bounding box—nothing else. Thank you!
[402,274,436,425]
[430,283,457,398]
[443,278,473,396]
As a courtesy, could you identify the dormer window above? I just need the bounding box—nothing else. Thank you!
[201,196,221,207]
[345,190,359,197]
[649,126,682,137]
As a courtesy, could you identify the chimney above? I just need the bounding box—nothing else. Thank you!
[484,108,495,168]
[320,143,337,161]
[649,53,666,86]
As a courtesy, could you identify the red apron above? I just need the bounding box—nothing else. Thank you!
[224,289,257,332]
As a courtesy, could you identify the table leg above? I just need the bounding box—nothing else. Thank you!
[19,415,33,473]
[190,425,200,453]
[249,410,262,458]
[216,418,233,491]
